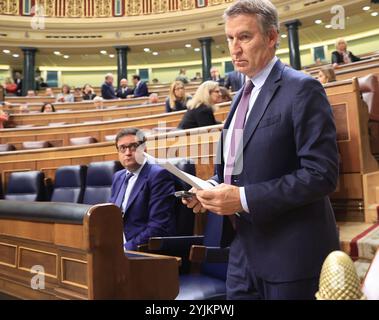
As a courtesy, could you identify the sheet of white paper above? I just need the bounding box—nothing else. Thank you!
[144,152,213,190]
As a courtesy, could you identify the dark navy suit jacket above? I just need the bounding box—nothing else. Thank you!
[225,71,244,92]
[214,59,340,282]
[101,82,117,100]
[133,81,149,97]
[109,163,176,250]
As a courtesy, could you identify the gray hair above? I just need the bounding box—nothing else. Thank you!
[223,0,280,48]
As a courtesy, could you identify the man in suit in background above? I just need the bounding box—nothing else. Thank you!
[225,70,245,92]
[109,128,176,251]
[131,75,149,98]
[210,67,225,87]
[101,73,118,100]
[13,72,23,96]
[184,0,339,300]
[116,78,133,99]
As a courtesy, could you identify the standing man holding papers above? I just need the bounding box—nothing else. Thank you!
[184,0,339,300]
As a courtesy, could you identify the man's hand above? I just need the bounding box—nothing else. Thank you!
[196,184,243,215]
[182,188,207,214]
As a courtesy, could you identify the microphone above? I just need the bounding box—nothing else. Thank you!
[316,250,366,300]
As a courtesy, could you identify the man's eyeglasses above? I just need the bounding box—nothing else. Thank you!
[117,142,143,153]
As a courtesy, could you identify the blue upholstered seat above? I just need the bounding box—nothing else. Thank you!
[82,161,123,205]
[51,165,87,203]
[5,171,47,201]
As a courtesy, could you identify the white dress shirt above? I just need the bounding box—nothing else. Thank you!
[223,56,278,213]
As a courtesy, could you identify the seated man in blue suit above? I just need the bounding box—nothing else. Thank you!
[131,75,149,98]
[185,0,339,300]
[109,128,176,251]
[101,73,118,100]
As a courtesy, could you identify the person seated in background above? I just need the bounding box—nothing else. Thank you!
[145,93,159,104]
[93,96,104,109]
[317,67,336,85]
[151,78,159,84]
[109,127,176,251]
[26,90,36,97]
[0,104,9,129]
[82,84,96,100]
[45,87,55,97]
[13,72,22,96]
[19,104,29,113]
[191,72,202,81]
[176,68,189,84]
[101,73,118,100]
[130,75,149,98]
[40,102,56,113]
[56,84,74,103]
[219,86,232,102]
[332,38,360,67]
[4,77,17,95]
[116,78,133,99]
[178,80,222,130]
[225,70,245,92]
[165,80,192,112]
[210,67,225,86]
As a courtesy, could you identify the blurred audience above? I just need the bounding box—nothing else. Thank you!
[210,67,225,86]
[0,104,9,128]
[191,72,202,81]
[13,72,22,96]
[317,67,336,85]
[332,38,360,67]
[116,78,133,99]
[93,96,104,109]
[4,77,17,95]
[40,102,56,113]
[26,90,36,97]
[146,93,159,104]
[131,75,149,98]
[178,81,222,130]
[176,68,189,84]
[82,84,97,100]
[56,85,74,102]
[101,73,118,100]
[165,81,192,112]
[45,87,55,97]
[219,86,232,102]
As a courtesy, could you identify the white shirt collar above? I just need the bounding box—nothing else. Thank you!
[248,56,278,89]
[126,157,147,177]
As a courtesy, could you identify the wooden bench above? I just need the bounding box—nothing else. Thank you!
[0,200,179,299]
[0,102,231,149]
[8,103,167,127]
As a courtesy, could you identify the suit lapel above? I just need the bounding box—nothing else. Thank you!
[115,170,127,208]
[242,60,284,150]
[124,163,149,213]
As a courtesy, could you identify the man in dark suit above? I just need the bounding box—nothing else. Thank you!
[131,75,149,98]
[109,128,176,251]
[101,73,117,100]
[210,67,225,87]
[225,70,245,92]
[14,72,23,96]
[184,0,339,300]
[116,78,133,99]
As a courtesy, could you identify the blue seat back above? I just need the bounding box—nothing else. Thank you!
[5,171,46,201]
[51,165,87,203]
[82,161,123,205]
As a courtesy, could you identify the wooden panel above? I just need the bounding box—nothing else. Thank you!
[0,220,54,243]
[18,247,58,278]
[54,224,85,250]
[332,173,363,199]
[60,257,88,289]
[0,242,17,268]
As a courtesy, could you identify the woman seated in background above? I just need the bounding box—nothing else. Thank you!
[317,66,336,85]
[56,84,74,103]
[4,77,17,95]
[40,102,56,113]
[93,96,104,109]
[165,81,192,112]
[82,84,97,100]
[219,86,232,102]
[332,38,360,67]
[177,80,222,130]
[0,104,9,129]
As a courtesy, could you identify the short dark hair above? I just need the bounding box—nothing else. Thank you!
[115,128,147,146]
[132,75,141,81]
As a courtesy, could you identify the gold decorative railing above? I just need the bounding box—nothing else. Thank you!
[0,0,234,17]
